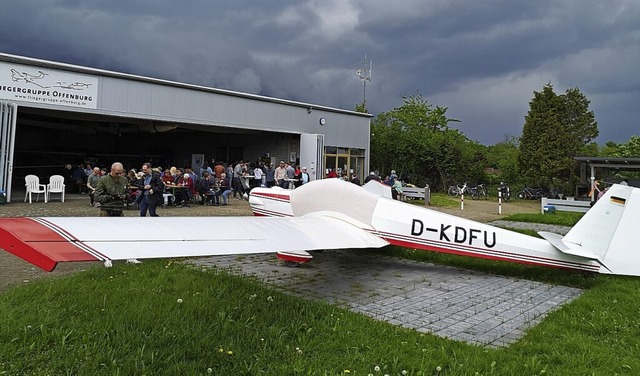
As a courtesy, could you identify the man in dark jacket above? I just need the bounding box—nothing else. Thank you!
[136,162,164,217]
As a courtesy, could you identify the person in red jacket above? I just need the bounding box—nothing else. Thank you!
[175,173,196,207]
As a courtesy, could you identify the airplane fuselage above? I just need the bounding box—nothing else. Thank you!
[249,181,601,273]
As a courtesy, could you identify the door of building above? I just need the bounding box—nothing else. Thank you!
[0,102,17,202]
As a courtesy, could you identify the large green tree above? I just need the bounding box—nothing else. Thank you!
[518,84,598,188]
[370,94,485,190]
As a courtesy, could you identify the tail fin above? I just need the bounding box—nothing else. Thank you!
[542,184,640,276]
[362,180,392,198]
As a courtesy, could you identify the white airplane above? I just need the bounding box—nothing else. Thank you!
[0,179,638,276]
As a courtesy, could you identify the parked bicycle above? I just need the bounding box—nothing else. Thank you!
[470,184,489,200]
[516,186,543,200]
[545,187,563,199]
[448,183,468,196]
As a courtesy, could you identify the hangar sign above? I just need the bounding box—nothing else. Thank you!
[0,62,98,109]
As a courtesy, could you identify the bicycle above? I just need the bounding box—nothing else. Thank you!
[448,183,468,196]
[545,187,563,199]
[516,186,543,200]
[471,184,489,200]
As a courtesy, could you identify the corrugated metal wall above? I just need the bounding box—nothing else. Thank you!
[98,76,369,149]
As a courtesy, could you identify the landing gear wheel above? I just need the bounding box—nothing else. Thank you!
[283,261,302,267]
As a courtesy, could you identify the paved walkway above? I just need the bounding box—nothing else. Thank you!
[187,250,582,348]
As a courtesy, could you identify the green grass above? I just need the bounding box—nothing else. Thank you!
[407,193,460,208]
[1,260,640,375]
[502,211,584,226]
[420,193,461,208]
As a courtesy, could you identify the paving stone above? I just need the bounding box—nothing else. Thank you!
[186,249,582,347]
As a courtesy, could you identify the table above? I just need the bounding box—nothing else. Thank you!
[165,184,189,205]
[284,178,299,190]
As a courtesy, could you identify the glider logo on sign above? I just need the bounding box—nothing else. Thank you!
[410,219,496,248]
[0,61,98,109]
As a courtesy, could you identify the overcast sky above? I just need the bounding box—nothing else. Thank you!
[2,0,639,145]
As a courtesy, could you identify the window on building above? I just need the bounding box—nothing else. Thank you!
[324,146,366,183]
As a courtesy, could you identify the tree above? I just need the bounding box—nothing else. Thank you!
[518,84,598,188]
[600,136,640,157]
[563,87,599,149]
[354,102,368,113]
[485,136,520,186]
[370,94,484,190]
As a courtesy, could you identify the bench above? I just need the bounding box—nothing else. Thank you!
[402,186,430,205]
[540,197,591,213]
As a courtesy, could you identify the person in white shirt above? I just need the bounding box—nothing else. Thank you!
[253,165,264,187]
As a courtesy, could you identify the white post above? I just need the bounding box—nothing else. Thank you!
[461,193,464,210]
[498,190,502,215]
[424,185,430,207]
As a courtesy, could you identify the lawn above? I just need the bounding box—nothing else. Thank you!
[1,257,639,375]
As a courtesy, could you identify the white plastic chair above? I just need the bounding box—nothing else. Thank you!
[24,175,47,203]
[47,175,66,202]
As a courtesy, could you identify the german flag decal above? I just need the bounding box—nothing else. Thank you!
[610,196,626,205]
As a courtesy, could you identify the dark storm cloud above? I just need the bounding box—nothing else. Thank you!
[1,0,638,145]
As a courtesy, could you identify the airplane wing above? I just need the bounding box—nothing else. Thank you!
[0,216,389,272]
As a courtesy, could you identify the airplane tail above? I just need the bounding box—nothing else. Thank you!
[362,180,392,198]
[539,184,640,276]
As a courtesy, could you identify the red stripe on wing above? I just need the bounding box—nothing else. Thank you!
[0,218,98,272]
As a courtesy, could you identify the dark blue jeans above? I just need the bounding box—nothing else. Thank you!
[139,195,159,217]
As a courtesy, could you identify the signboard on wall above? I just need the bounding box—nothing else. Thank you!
[191,154,205,176]
[0,61,98,109]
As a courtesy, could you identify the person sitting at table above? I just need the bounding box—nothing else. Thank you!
[161,169,173,185]
[197,173,218,205]
[174,173,195,207]
[217,172,232,205]
[127,169,138,186]
[172,168,184,184]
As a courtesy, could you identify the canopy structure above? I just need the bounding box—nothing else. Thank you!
[574,157,640,200]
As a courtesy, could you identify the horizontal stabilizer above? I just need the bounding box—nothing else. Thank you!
[538,231,604,262]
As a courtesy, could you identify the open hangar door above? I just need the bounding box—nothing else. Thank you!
[10,106,277,194]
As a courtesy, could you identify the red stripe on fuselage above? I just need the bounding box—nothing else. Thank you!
[251,192,291,202]
[0,218,98,272]
[386,237,598,272]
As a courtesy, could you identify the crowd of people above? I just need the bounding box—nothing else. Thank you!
[66,159,410,220]
[67,159,323,216]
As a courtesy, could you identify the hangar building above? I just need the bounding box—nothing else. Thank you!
[0,53,372,202]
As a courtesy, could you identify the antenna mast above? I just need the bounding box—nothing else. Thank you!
[355,55,372,108]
